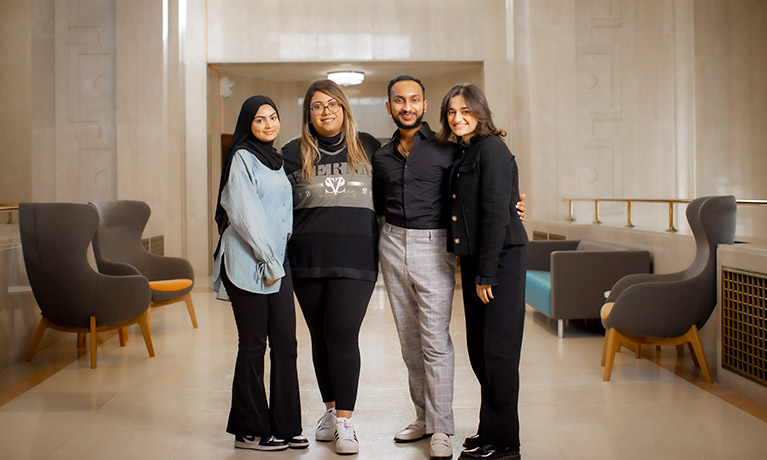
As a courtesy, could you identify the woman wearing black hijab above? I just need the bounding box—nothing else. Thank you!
[211,95,307,452]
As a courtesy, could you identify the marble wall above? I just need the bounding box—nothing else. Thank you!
[515,0,766,238]
[0,0,33,203]
[515,0,692,228]
[694,0,767,237]
[0,0,199,253]
[2,0,764,271]
[115,0,187,255]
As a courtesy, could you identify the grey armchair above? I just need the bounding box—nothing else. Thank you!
[20,203,154,368]
[600,195,737,382]
[90,200,198,330]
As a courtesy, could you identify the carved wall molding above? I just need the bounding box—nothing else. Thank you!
[54,0,115,202]
[576,0,625,199]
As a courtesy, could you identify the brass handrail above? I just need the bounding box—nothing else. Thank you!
[565,198,767,233]
[1,203,19,224]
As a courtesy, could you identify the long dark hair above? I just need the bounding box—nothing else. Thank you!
[436,84,506,144]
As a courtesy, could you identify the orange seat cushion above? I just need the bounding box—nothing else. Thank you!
[148,279,193,292]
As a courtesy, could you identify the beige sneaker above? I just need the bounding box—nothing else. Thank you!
[315,408,336,442]
[334,416,359,454]
[430,432,452,459]
[394,420,427,443]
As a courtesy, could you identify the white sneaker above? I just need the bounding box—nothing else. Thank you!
[334,416,359,454]
[316,408,336,442]
[394,420,427,443]
[430,432,452,459]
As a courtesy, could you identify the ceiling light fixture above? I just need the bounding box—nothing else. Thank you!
[327,71,365,86]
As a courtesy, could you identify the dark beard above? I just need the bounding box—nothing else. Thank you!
[391,111,424,130]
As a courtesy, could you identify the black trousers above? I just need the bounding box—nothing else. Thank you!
[460,245,526,448]
[293,277,375,412]
[222,262,301,439]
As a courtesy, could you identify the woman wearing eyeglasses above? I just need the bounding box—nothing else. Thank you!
[281,79,380,455]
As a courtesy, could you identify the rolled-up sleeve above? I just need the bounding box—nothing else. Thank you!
[221,151,286,282]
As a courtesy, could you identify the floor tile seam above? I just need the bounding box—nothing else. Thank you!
[41,408,102,460]
[523,413,569,460]
[171,411,207,459]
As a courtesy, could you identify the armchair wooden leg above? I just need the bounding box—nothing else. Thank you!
[601,330,609,366]
[137,311,155,357]
[183,292,198,328]
[603,328,622,381]
[25,317,49,361]
[118,328,128,347]
[89,316,97,369]
[77,333,86,347]
[686,325,712,383]
[635,344,641,359]
[677,344,685,357]
[687,342,699,366]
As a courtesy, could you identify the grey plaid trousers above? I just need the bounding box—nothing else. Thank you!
[379,223,456,435]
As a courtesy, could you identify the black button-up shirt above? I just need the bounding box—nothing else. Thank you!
[373,123,456,229]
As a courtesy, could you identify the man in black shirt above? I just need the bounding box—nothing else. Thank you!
[374,76,526,460]
[373,75,458,460]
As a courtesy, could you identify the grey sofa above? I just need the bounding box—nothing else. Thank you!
[525,240,651,337]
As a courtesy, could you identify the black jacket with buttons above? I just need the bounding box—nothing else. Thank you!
[448,134,528,282]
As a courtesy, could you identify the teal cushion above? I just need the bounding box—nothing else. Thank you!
[525,270,552,316]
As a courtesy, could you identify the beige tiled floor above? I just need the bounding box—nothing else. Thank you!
[1,279,766,460]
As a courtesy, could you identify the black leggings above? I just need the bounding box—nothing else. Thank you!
[222,263,301,439]
[293,277,375,412]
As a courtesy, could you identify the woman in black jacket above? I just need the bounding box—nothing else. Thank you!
[438,84,528,460]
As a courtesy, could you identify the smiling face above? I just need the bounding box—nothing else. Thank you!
[386,80,427,130]
[251,104,280,142]
[446,95,478,143]
[309,91,345,137]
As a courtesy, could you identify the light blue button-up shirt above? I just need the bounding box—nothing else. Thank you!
[211,149,292,298]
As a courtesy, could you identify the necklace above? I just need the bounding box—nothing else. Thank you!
[399,143,411,158]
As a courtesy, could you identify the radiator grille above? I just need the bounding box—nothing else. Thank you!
[531,231,567,241]
[141,235,165,256]
[721,268,767,387]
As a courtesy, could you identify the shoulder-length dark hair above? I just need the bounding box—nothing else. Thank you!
[436,84,506,144]
[299,79,370,180]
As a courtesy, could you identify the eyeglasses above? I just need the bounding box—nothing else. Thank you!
[310,100,341,116]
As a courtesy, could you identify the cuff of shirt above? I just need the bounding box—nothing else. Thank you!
[263,258,285,283]
[475,275,499,287]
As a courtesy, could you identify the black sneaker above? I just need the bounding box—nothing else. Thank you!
[234,435,288,451]
[288,435,310,449]
[458,445,521,460]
